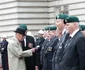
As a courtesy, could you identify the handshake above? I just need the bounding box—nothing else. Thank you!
[31,45,40,53]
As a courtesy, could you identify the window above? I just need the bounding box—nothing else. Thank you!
[60,5,69,14]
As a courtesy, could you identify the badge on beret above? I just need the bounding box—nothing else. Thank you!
[28,43,33,48]
[57,15,60,19]
[65,20,67,23]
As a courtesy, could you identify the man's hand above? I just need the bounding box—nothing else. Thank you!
[31,48,36,53]
[35,66,39,70]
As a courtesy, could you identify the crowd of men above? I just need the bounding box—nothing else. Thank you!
[0,14,85,70]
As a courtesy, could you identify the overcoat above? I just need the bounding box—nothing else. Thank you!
[7,37,33,70]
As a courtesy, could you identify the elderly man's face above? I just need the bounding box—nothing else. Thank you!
[55,19,65,30]
[65,23,75,34]
[16,33,25,41]
[48,30,56,37]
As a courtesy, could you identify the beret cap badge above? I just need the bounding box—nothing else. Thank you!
[57,16,59,19]
[65,20,67,23]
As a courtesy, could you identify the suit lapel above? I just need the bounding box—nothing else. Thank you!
[62,31,84,61]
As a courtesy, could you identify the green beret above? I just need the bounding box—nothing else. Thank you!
[45,26,49,30]
[80,25,85,31]
[47,25,57,31]
[65,16,79,23]
[56,14,69,20]
[18,24,27,30]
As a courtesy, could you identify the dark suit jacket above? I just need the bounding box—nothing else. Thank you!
[21,35,38,70]
[54,31,85,70]
[52,32,69,70]
[45,36,59,70]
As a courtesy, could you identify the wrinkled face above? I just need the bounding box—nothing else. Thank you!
[55,19,65,30]
[48,30,56,37]
[65,23,75,34]
[43,31,48,38]
[16,33,25,41]
[46,32,51,40]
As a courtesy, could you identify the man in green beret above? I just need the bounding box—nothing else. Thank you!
[65,16,80,34]
[40,26,50,70]
[42,25,59,70]
[55,14,69,33]
[52,14,70,70]
[55,14,69,41]
[18,24,39,70]
[58,16,85,70]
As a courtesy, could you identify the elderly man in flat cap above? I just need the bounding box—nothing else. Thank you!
[18,24,39,70]
[7,27,36,70]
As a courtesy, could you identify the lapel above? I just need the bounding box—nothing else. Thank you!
[62,31,84,60]
[46,36,58,52]
[63,31,81,53]
[56,33,69,56]
[45,36,56,48]
[25,36,34,49]
[21,36,29,50]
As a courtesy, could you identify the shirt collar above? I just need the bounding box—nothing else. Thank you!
[62,28,67,34]
[70,29,79,38]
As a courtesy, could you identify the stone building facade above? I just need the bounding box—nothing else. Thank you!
[0,0,85,37]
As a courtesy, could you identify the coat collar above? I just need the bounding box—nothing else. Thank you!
[12,37,20,44]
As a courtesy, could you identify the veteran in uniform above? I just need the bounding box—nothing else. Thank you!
[36,29,45,52]
[7,27,36,70]
[42,25,59,70]
[52,14,69,70]
[55,16,85,70]
[36,29,45,70]
[40,27,49,70]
